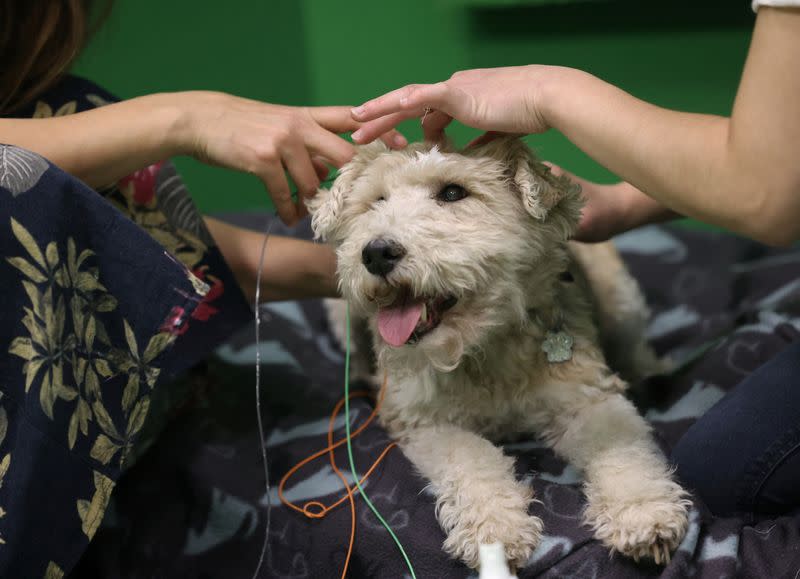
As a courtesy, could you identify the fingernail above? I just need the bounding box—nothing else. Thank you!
[351,106,365,117]
[393,134,407,147]
[352,129,363,142]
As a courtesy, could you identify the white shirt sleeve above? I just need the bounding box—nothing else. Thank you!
[753,0,800,11]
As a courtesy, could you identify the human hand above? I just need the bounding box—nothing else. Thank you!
[176,92,406,224]
[546,164,679,242]
[551,165,633,243]
[350,65,574,144]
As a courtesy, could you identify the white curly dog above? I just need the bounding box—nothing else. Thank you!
[308,137,690,576]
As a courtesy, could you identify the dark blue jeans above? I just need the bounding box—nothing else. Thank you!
[672,340,800,519]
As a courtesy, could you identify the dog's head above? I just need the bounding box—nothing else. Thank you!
[308,137,582,371]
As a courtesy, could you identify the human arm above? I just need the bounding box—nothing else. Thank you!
[204,217,338,304]
[0,91,406,225]
[552,171,680,243]
[352,8,800,245]
[539,3,800,247]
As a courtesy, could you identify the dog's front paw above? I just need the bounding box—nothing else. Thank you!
[585,478,690,564]
[440,486,542,570]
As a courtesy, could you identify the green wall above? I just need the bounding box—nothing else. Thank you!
[74,0,755,215]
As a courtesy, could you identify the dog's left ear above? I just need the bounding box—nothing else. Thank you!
[468,137,583,221]
[307,141,388,242]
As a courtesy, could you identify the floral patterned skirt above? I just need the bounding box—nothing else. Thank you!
[0,76,251,578]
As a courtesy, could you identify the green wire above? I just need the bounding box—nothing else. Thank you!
[344,302,417,579]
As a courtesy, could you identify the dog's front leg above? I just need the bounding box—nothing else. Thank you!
[532,386,690,564]
[399,424,542,571]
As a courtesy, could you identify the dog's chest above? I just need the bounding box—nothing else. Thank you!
[439,368,549,437]
[382,347,557,440]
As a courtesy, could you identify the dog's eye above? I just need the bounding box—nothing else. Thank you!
[437,184,468,203]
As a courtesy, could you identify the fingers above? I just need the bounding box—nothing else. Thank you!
[351,82,451,121]
[282,145,320,220]
[467,131,503,148]
[352,111,414,144]
[305,126,357,168]
[309,105,407,150]
[308,106,362,134]
[422,110,452,142]
[379,130,408,149]
[542,161,569,178]
[259,154,332,225]
[311,156,331,182]
[257,162,297,225]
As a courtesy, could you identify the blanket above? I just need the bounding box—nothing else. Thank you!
[73,218,800,579]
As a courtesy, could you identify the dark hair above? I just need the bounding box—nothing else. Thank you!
[0,0,113,114]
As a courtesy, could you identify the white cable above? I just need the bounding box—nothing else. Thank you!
[251,216,275,579]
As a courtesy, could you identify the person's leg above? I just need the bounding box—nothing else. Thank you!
[671,339,800,518]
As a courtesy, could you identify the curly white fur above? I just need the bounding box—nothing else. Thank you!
[309,138,690,572]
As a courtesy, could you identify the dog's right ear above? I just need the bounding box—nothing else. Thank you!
[307,141,388,242]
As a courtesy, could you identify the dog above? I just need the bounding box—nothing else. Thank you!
[307,138,690,572]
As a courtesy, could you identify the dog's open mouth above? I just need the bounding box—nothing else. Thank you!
[377,290,458,347]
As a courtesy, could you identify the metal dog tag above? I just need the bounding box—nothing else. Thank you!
[542,330,574,363]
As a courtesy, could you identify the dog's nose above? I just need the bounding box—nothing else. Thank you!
[361,238,406,276]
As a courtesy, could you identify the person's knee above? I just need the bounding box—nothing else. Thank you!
[671,423,744,516]
[671,340,800,517]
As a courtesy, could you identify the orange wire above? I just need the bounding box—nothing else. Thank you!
[278,374,396,579]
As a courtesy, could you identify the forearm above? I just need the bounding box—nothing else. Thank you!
[0,93,189,187]
[541,73,746,233]
[205,217,339,303]
[541,9,800,245]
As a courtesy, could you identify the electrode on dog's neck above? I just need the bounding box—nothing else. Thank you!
[528,306,574,363]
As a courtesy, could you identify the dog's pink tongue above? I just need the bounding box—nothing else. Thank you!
[377,301,423,347]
